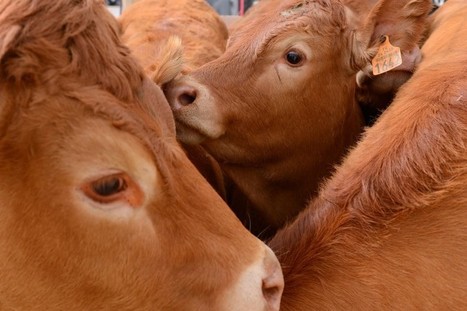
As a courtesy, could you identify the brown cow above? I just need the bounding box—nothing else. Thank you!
[119,0,229,85]
[165,0,431,233]
[269,0,467,309]
[0,0,283,309]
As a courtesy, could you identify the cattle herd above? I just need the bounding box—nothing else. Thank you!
[0,0,465,310]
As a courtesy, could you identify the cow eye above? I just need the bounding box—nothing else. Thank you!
[83,174,128,203]
[285,50,304,66]
[92,176,127,197]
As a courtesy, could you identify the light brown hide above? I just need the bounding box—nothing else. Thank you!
[0,0,283,309]
[119,0,228,84]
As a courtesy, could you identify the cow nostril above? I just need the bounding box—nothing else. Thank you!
[262,273,283,310]
[261,248,284,310]
[263,279,281,298]
[178,89,197,106]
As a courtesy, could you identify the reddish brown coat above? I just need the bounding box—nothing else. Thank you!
[270,1,467,309]
[0,0,282,309]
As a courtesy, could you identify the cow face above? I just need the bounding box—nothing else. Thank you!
[165,0,364,227]
[166,0,359,156]
[0,0,283,309]
[166,0,431,157]
[165,0,431,228]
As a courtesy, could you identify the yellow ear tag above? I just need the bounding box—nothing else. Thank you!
[371,35,402,75]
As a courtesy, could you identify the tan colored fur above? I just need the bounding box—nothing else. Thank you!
[119,0,228,83]
[0,0,280,309]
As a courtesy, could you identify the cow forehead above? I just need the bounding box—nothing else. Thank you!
[228,0,347,58]
[72,86,176,163]
[5,83,172,167]
[279,0,320,17]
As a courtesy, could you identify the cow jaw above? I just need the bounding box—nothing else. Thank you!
[165,75,225,145]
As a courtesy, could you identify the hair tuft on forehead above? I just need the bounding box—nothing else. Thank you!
[250,0,347,58]
[0,0,143,102]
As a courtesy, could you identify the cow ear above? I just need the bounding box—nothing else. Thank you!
[349,0,431,71]
[0,25,22,76]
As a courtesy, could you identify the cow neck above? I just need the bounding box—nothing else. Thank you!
[269,63,467,284]
[218,149,334,229]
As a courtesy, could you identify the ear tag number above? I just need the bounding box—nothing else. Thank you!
[372,35,402,75]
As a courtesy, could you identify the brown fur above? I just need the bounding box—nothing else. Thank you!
[0,0,281,309]
[270,1,467,309]
[165,0,432,235]
[119,0,228,83]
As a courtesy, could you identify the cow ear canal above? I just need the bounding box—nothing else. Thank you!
[80,172,144,208]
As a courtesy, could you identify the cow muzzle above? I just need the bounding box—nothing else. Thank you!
[220,246,284,311]
[165,75,225,145]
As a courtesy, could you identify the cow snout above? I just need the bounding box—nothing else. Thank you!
[165,78,199,111]
[221,245,284,311]
[262,247,284,310]
[167,83,198,110]
[164,77,225,144]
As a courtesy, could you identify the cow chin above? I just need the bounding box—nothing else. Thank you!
[175,119,209,145]
[172,106,225,145]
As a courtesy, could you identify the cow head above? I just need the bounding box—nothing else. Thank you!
[165,0,431,226]
[0,0,283,309]
[166,0,431,147]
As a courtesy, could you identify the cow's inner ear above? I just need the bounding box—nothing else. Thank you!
[348,0,431,71]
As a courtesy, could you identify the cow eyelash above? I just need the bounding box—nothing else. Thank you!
[82,173,128,203]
